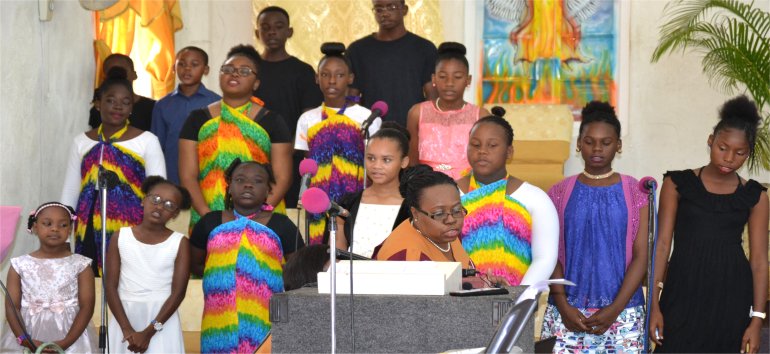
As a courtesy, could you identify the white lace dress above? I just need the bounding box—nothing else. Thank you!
[0,254,96,353]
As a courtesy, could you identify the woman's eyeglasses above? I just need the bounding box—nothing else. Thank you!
[414,206,467,221]
[220,65,256,77]
[146,194,178,212]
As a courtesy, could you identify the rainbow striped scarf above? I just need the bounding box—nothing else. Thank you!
[461,175,532,285]
[193,98,278,228]
[74,123,145,275]
[306,104,365,245]
[201,211,284,353]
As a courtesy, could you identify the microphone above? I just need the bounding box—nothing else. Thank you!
[98,166,120,190]
[297,159,319,207]
[300,187,350,217]
[639,176,657,193]
[361,101,388,135]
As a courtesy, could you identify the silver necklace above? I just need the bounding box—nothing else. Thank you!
[424,236,451,253]
[435,97,466,113]
[412,219,451,252]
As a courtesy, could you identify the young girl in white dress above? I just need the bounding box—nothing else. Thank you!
[105,176,191,353]
[1,202,96,353]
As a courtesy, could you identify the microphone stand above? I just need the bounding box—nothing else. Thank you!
[327,209,340,353]
[643,182,658,354]
[97,168,114,354]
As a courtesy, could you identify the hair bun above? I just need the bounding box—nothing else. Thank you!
[720,95,761,127]
[105,66,128,81]
[581,101,616,117]
[437,42,466,56]
[320,42,346,56]
[490,106,506,117]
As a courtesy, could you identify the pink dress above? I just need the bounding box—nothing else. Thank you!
[0,254,96,353]
[417,101,480,179]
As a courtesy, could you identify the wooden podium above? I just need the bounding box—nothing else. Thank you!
[270,286,534,353]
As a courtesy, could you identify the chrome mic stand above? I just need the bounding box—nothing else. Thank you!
[97,168,118,354]
[327,209,340,353]
[643,180,658,354]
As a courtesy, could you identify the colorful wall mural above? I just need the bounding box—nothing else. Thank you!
[482,0,619,119]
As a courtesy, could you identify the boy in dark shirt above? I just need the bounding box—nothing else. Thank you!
[88,54,156,131]
[253,6,323,208]
[347,0,438,126]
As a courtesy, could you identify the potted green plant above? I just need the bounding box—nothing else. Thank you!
[651,0,770,171]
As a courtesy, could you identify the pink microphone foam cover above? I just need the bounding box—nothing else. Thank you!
[0,206,22,263]
[371,101,389,117]
[638,176,657,193]
[299,158,319,176]
[301,187,331,214]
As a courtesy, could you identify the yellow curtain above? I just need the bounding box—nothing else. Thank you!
[251,0,444,69]
[93,0,183,98]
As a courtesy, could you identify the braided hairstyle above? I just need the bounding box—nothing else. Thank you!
[27,202,76,233]
[713,95,761,159]
[579,101,621,138]
[399,164,458,219]
[141,176,193,210]
[223,158,276,209]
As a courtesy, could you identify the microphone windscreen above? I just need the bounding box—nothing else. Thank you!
[0,206,21,263]
[301,187,331,214]
[638,176,657,193]
[371,101,388,117]
[299,158,319,176]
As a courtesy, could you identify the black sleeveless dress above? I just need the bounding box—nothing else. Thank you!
[655,169,764,353]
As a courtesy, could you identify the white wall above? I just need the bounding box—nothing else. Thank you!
[0,0,95,318]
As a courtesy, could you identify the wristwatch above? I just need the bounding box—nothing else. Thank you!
[151,319,164,332]
[749,306,766,319]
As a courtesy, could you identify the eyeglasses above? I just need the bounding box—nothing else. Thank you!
[372,3,401,13]
[145,194,178,212]
[414,205,467,222]
[220,65,256,77]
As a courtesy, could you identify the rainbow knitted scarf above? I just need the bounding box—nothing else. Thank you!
[201,210,284,353]
[461,175,532,285]
[74,123,145,276]
[193,98,279,228]
[306,104,365,245]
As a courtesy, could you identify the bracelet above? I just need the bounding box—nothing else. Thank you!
[749,306,766,319]
[16,333,29,345]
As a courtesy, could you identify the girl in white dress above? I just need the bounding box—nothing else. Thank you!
[1,202,96,353]
[105,176,191,353]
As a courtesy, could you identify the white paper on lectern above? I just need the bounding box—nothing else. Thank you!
[317,261,462,295]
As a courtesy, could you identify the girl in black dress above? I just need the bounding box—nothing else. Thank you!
[649,95,768,353]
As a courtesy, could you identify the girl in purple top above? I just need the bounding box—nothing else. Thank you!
[542,102,649,352]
